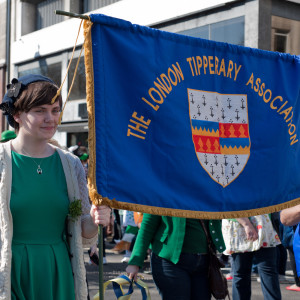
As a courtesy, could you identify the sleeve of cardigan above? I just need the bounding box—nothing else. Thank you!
[128,213,161,268]
[74,158,91,215]
[74,157,98,246]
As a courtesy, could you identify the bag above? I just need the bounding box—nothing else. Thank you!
[207,250,229,299]
[93,274,151,300]
[200,220,230,300]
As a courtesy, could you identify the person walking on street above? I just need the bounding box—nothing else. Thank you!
[222,215,281,300]
[126,214,225,300]
[0,74,111,300]
[281,204,300,290]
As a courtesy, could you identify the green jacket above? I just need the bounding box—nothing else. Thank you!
[128,214,225,268]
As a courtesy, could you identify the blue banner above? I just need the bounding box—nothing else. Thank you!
[84,14,300,218]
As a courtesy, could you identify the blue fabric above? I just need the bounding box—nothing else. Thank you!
[112,275,133,299]
[109,274,150,300]
[150,252,211,300]
[279,222,294,249]
[232,248,281,300]
[134,279,148,300]
[293,224,300,277]
[89,14,300,216]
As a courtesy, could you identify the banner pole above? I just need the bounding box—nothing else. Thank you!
[55,10,89,20]
[98,224,104,300]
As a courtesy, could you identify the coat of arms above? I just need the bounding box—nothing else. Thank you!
[188,89,250,187]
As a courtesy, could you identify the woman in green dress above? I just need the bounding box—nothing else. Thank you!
[0,74,111,300]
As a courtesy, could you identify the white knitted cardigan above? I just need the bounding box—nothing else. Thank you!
[0,142,97,300]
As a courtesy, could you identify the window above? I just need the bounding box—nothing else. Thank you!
[211,17,244,46]
[78,103,88,119]
[17,50,87,100]
[178,16,245,46]
[68,54,86,101]
[67,132,88,148]
[273,29,289,53]
[83,0,122,12]
[178,25,209,40]
[36,0,64,30]
[18,56,61,86]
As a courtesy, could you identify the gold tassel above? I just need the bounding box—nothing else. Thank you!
[51,17,92,124]
[51,19,83,105]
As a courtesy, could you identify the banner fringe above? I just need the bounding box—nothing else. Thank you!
[88,190,300,219]
[83,20,103,206]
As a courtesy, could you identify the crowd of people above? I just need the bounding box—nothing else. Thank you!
[1,74,300,300]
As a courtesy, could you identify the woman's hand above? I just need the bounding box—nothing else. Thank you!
[90,244,98,256]
[90,205,111,226]
[237,218,258,241]
[126,265,140,282]
[244,224,258,241]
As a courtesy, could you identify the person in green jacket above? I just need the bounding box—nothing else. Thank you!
[126,214,225,300]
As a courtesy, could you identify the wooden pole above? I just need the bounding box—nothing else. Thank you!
[54,9,104,299]
[98,225,104,300]
[55,8,105,299]
[55,10,90,20]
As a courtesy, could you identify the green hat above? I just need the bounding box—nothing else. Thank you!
[80,153,89,161]
[1,130,16,142]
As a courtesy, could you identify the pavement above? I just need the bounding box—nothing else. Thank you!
[85,241,300,300]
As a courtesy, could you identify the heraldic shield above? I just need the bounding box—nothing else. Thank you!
[188,89,251,187]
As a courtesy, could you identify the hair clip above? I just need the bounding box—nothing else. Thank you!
[6,78,22,100]
[0,103,11,115]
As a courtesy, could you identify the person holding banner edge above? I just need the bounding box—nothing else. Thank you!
[0,74,111,300]
[281,204,300,289]
[126,214,225,300]
[281,205,300,227]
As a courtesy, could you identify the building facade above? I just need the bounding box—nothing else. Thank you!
[0,0,10,131]
[2,0,300,147]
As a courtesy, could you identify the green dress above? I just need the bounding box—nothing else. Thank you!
[10,151,75,300]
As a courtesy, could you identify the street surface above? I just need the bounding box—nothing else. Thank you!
[85,242,300,300]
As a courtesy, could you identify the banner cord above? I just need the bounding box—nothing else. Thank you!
[50,17,92,124]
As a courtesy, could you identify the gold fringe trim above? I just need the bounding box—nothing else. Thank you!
[83,20,101,206]
[89,188,300,219]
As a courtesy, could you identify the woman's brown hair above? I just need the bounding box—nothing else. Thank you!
[12,81,62,131]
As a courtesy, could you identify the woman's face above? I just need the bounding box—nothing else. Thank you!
[14,102,61,141]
